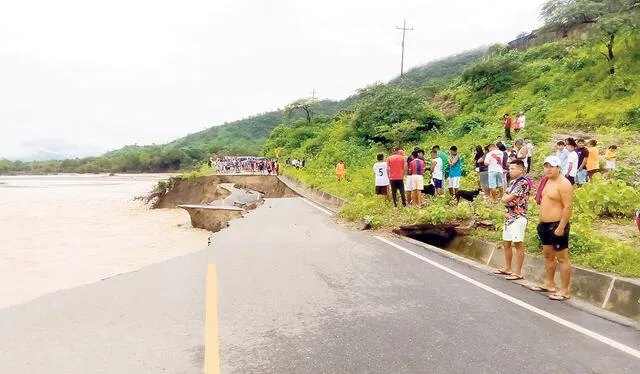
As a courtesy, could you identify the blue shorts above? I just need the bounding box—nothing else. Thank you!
[576,169,587,184]
[488,171,503,189]
[433,179,442,189]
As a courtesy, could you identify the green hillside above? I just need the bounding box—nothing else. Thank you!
[266,1,640,276]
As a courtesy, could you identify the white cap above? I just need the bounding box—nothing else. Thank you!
[543,155,561,167]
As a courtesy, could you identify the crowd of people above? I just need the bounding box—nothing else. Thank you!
[210,156,279,175]
[359,131,619,302]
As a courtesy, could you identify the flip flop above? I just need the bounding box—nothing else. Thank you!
[493,269,512,275]
[549,294,570,301]
[530,286,556,292]
[505,274,523,281]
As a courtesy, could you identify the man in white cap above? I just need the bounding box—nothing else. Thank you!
[532,155,573,301]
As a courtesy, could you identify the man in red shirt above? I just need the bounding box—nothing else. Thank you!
[387,148,407,207]
[504,113,512,141]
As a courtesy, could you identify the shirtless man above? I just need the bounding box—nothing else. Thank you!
[534,156,573,301]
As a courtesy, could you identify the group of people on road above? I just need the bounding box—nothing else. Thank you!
[211,156,279,175]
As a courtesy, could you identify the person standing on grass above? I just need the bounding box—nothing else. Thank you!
[336,160,346,181]
[533,155,573,301]
[494,159,530,281]
[448,146,462,197]
[515,139,529,175]
[409,150,427,207]
[484,143,504,201]
[565,139,578,186]
[513,116,521,134]
[524,138,534,174]
[555,141,569,175]
[605,145,617,179]
[405,147,417,205]
[518,112,526,129]
[387,148,407,207]
[373,153,390,200]
[476,145,489,196]
[430,149,444,196]
[504,113,512,140]
[433,145,449,180]
[575,139,589,187]
[586,140,600,181]
[499,143,510,188]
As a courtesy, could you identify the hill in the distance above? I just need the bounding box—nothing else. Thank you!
[1,46,488,174]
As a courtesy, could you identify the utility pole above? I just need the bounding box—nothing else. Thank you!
[396,19,413,78]
[310,88,318,119]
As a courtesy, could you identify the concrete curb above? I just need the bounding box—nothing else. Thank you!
[447,236,640,322]
[276,173,640,323]
[277,174,348,211]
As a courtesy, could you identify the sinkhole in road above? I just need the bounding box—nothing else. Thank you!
[393,223,459,249]
[147,174,299,234]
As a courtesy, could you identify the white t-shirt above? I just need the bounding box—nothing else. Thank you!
[518,115,526,128]
[566,151,579,177]
[485,150,504,173]
[431,157,443,180]
[526,142,533,157]
[373,162,390,186]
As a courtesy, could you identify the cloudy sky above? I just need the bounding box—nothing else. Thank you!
[0,0,547,160]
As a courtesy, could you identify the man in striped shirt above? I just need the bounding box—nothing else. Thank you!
[409,150,427,207]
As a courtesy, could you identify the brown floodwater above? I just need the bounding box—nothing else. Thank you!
[0,174,209,309]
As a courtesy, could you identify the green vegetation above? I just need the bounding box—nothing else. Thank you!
[4,0,639,276]
[268,1,640,276]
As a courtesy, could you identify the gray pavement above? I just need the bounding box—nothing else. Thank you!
[1,197,640,373]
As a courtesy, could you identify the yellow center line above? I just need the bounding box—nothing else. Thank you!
[204,264,221,374]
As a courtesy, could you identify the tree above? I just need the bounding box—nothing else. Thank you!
[540,0,639,74]
[352,84,441,139]
[373,120,422,145]
[285,99,313,124]
[460,54,521,94]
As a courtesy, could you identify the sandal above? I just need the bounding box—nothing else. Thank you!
[493,269,512,275]
[549,293,570,301]
[530,286,556,292]
[505,274,523,281]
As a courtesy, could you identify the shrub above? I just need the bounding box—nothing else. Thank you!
[573,174,639,219]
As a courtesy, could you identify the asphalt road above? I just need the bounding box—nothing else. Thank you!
[1,197,640,373]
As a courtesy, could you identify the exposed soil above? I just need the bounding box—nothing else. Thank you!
[155,175,298,208]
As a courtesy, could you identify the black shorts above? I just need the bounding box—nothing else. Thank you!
[537,222,570,251]
[375,185,389,195]
[566,175,575,185]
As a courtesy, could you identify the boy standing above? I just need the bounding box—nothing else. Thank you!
[448,146,462,197]
[430,150,444,195]
[565,140,578,186]
[373,154,390,198]
[484,143,504,201]
[409,150,427,206]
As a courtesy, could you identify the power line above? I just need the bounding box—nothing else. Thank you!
[396,19,413,78]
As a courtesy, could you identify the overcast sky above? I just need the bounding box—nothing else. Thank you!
[0,0,547,160]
